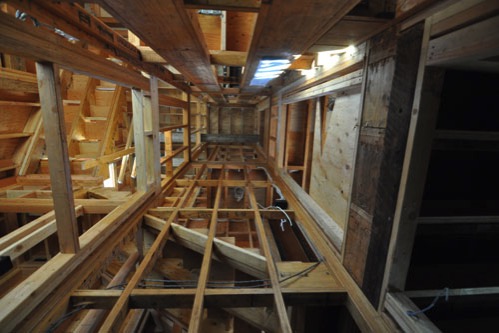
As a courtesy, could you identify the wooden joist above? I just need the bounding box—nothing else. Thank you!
[0,11,148,89]
[5,0,190,92]
[241,0,361,90]
[96,0,222,94]
[71,288,346,309]
[36,62,80,254]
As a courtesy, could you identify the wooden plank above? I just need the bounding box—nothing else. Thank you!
[0,12,149,90]
[0,190,152,332]
[272,165,392,332]
[100,166,206,331]
[71,288,346,309]
[188,175,222,332]
[427,15,499,67]
[165,223,268,278]
[209,50,247,66]
[385,292,442,332]
[132,88,147,191]
[184,0,261,12]
[7,0,190,92]
[430,0,499,37]
[241,0,360,90]
[246,181,292,332]
[81,148,135,170]
[149,76,162,193]
[382,18,446,297]
[36,62,80,254]
[74,252,139,333]
[0,67,38,93]
[201,134,259,143]
[96,0,221,94]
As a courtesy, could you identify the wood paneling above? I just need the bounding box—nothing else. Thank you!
[309,91,361,229]
[226,12,257,52]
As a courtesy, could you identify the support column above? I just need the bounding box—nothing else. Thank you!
[148,76,162,193]
[36,62,79,253]
[132,88,147,191]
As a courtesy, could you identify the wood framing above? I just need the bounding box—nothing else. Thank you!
[36,62,80,253]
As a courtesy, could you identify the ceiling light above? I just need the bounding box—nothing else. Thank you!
[250,58,291,86]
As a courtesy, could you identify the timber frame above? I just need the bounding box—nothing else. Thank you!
[1,0,499,332]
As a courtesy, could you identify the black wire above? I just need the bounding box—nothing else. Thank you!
[45,303,90,333]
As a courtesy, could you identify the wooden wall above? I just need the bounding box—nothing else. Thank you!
[209,107,257,135]
[343,24,424,306]
[309,90,362,230]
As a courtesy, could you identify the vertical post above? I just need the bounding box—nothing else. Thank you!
[149,76,162,193]
[132,88,147,192]
[184,93,192,163]
[36,62,79,253]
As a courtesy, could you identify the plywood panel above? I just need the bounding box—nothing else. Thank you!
[343,206,372,285]
[196,13,221,50]
[309,90,361,229]
[362,58,396,129]
[286,102,308,166]
[226,12,257,52]
[0,106,34,133]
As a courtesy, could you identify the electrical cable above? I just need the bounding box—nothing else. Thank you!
[406,287,449,317]
[45,303,91,333]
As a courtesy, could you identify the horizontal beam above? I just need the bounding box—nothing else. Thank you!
[385,292,442,333]
[210,50,247,67]
[81,148,135,170]
[144,220,268,278]
[0,191,153,332]
[71,288,346,309]
[0,198,124,214]
[184,0,261,12]
[0,11,149,90]
[201,134,260,143]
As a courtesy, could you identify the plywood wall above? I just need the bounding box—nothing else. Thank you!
[209,107,257,135]
[309,90,362,229]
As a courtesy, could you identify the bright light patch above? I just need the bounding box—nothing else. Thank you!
[250,58,291,86]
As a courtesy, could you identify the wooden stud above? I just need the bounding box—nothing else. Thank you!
[36,62,80,253]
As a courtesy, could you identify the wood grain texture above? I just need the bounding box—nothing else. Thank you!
[309,90,361,229]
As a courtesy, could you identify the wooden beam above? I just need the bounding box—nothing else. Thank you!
[385,292,442,332]
[6,0,190,92]
[149,76,162,193]
[0,190,152,332]
[383,24,446,295]
[241,0,360,90]
[132,88,148,191]
[188,174,222,332]
[427,15,499,67]
[96,0,221,93]
[247,181,292,332]
[74,252,139,333]
[36,62,80,254]
[71,288,346,309]
[184,0,261,12]
[0,12,149,89]
[210,50,247,66]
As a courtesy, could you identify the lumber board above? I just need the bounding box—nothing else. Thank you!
[37,62,80,254]
[0,67,38,93]
[0,12,149,90]
[71,288,346,309]
[0,190,153,332]
[427,15,499,67]
[188,177,222,332]
[309,89,361,230]
[6,0,190,92]
[247,182,292,332]
[385,292,442,332]
[241,0,360,90]
[96,0,221,94]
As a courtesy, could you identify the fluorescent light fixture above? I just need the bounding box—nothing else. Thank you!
[250,57,291,86]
